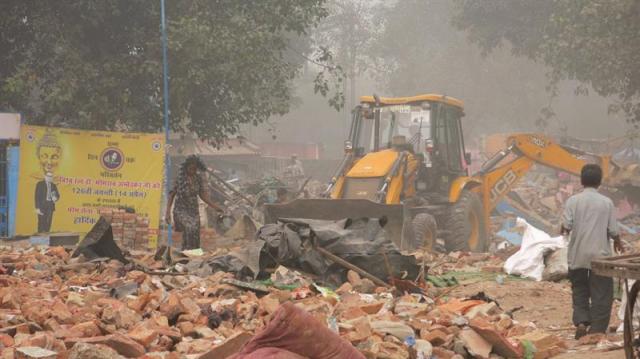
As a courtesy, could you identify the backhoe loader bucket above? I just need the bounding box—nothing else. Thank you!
[264,199,406,248]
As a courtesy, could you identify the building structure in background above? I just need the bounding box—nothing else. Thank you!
[0,113,21,238]
[259,142,323,160]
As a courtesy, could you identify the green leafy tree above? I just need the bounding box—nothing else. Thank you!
[452,0,640,124]
[0,0,338,142]
[316,0,375,114]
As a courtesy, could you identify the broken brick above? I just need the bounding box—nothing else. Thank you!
[432,347,457,359]
[458,328,492,359]
[515,331,566,359]
[148,335,174,353]
[68,342,124,359]
[50,301,73,324]
[198,331,252,359]
[496,317,513,332]
[420,329,449,346]
[128,324,159,348]
[15,347,57,359]
[465,302,499,319]
[340,306,368,321]
[335,282,352,294]
[347,270,362,286]
[65,334,145,358]
[66,321,102,338]
[0,334,13,349]
[359,302,384,315]
[177,322,196,337]
[258,294,280,315]
[345,317,372,344]
[469,318,523,358]
[174,338,213,354]
[438,299,485,315]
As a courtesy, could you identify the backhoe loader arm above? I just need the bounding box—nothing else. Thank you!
[477,133,618,213]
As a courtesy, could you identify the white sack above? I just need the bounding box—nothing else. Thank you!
[503,217,566,281]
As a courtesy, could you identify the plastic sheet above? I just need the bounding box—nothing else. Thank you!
[207,240,264,280]
[206,217,419,284]
[257,217,419,284]
[72,217,128,263]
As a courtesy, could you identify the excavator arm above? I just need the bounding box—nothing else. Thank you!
[476,133,620,215]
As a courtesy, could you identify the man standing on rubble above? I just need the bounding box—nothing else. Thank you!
[561,164,622,339]
[283,154,305,189]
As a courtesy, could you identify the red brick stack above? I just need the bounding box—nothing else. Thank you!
[135,216,150,249]
[98,208,151,250]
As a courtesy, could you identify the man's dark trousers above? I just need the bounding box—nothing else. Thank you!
[569,268,613,333]
[37,209,53,233]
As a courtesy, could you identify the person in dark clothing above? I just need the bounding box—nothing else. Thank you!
[561,164,622,339]
[166,155,224,250]
[35,172,60,233]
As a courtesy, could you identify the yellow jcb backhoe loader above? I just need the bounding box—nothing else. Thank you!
[265,94,636,252]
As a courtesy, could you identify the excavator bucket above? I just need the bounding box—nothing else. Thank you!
[263,199,406,248]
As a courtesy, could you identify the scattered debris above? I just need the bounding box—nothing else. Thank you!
[0,236,576,358]
[2,165,634,358]
[72,217,128,263]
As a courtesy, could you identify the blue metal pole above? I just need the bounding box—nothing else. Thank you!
[161,0,172,246]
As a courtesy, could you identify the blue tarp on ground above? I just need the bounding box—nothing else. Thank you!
[495,218,523,245]
[495,200,548,231]
[8,145,19,237]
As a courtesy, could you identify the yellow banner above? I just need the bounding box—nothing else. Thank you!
[16,125,165,246]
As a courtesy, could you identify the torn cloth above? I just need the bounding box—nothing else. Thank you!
[231,302,364,359]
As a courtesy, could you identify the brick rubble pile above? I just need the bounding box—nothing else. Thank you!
[0,246,571,359]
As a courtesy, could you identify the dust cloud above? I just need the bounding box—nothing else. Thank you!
[247,0,631,159]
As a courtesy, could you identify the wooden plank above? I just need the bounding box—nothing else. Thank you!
[592,267,640,280]
[598,261,640,269]
[595,254,640,261]
[316,246,389,288]
[592,254,640,279]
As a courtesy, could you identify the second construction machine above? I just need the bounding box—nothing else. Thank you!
[265,94,633,252]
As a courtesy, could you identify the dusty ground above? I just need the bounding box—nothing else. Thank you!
[451,278,625,358]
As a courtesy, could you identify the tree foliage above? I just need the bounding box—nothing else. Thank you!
[452,0,640,123]
[0,0,336,141]
[368,0,554,135]
[315,0,375,111]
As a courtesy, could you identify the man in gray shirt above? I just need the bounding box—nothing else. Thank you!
[561,164,622,339]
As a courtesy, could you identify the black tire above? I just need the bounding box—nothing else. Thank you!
[410,213,437,252]
[444,190,488,252]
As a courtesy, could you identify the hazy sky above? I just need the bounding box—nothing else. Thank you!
[245,0,633,159]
